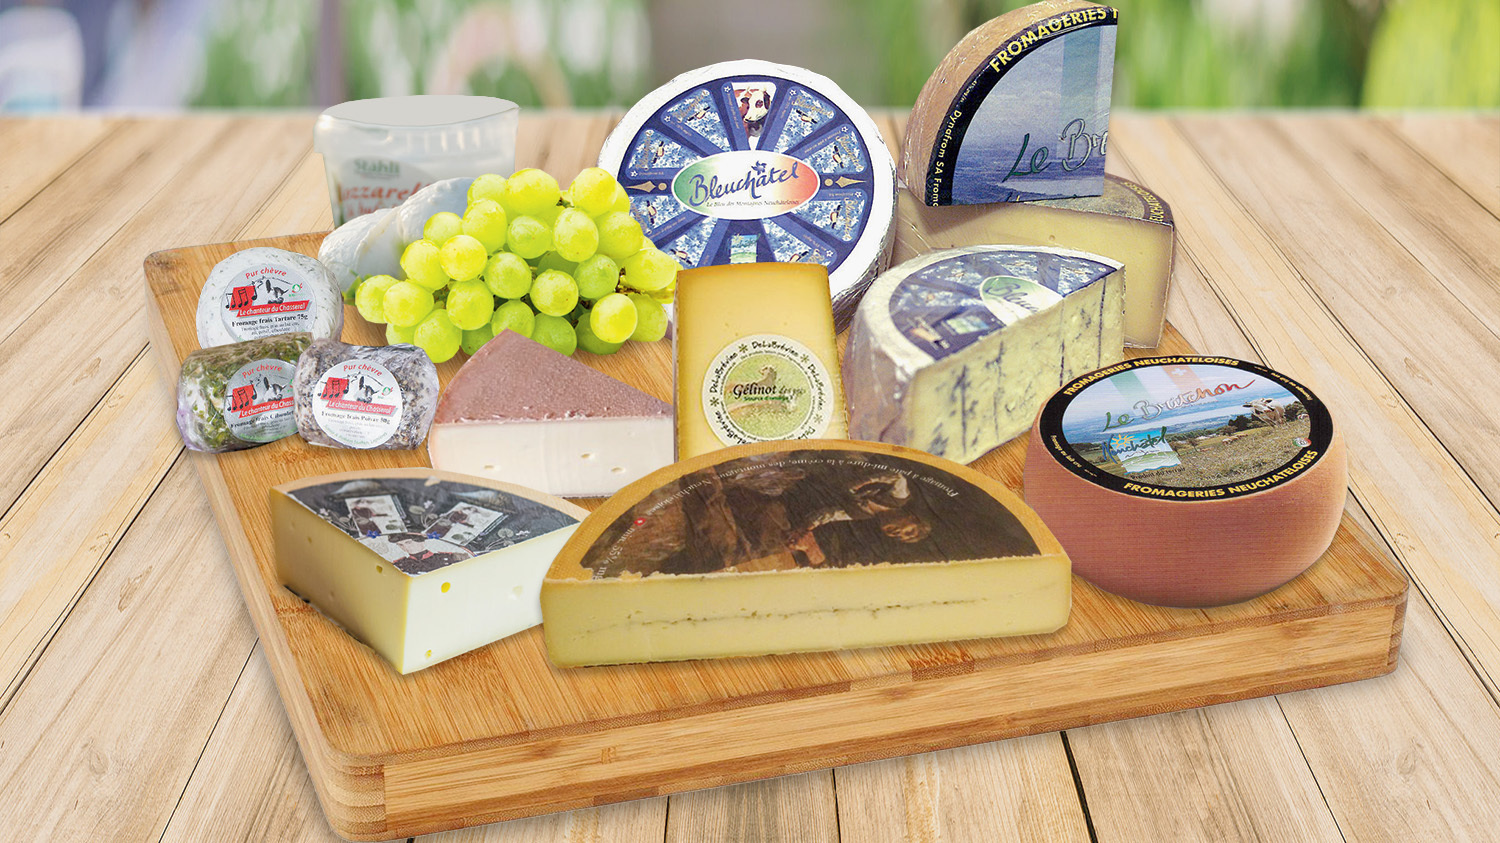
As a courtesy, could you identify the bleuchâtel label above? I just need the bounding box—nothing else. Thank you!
[926,6,1117,204]
[671,150,820,220]
[222,359,296,443]
[311,360,405,449]
[287,476,578,575]
[1038,356,1334,500]
[220,261,315,340]
[702,334,834,447]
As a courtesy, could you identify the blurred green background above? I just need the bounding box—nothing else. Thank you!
[1,0,1495,111]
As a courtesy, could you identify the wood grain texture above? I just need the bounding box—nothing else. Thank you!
[145,227,1403,837]
[0,115,111,223]
[1380,115,1500,219]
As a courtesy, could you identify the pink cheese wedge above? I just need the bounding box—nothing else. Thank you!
[428,331,673,497]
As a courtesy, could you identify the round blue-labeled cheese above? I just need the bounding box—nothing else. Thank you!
[195,247,344,348]
[844,245,1125,464]
[597,60,897,329]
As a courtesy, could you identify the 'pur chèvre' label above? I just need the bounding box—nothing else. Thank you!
[702,334,835,447]
[223,359,296,443]
[285,475,578,575]
[311,360,405,449]
[219,260,317,340]
[1038,356,1334,499]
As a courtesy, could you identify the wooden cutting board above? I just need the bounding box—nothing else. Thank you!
[145,232,1406,841]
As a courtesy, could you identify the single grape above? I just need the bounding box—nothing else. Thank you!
[382,280,435,327]
[461,324,494,356]
[461,198,507,252]
[414,308,462,363]
[439,233,487,282]
[590,292,638,344]
[423,212,463,246]
[608,182,630,213]
[530,313,577,356]
[595,211,644,260]
[535,252,578,276]
[400,240,449,291]
[575,313,624,356]
[354,274,398,324]
[484,251,532,299]
[468,173,507,205]
[553,208,600,262]
[386,321,417,345]
[569,167,618,217]
[628,293,669,342]
[621,247,679,292]
[507,215,553,259]
[502,168,562,216]
[491,299,536,338]
[530,269,579,316]
[446,278,496,330]
[574,254,620,300]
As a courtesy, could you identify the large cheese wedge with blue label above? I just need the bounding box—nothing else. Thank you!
[845,245,1124,464]
[903,0,1118,205]
[541,440,1070,667]
[597,60,896,329]
[272,468,586,674]
[1023,356,1347,607]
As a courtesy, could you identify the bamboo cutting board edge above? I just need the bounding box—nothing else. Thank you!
[144,232,1407,841]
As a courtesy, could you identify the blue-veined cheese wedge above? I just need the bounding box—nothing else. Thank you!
[844,245,1125,464]
[597,60,897,330]
[272,468,587,674]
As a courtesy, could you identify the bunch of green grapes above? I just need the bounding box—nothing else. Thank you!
[352,167,678,363]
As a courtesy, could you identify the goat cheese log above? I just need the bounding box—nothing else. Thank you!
[293,339,439,449]
[176,333,312,453]
[195,247,344,348]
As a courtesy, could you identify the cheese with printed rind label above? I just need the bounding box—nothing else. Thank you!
[273,468,586,674]
[293,339,439,449]
[903,0,1118,206]
[894,174,1175,347]
[541,440,1070,667]
[1023,356,1346,607]
[597,59,897,329]
[845,245,1124,464]
[195,247,344,348]
[428,330,673,497]
[673,263,847,460]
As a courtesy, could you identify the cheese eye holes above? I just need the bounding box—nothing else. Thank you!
[441,582,451,593]
[510,585,523,600]
[376,565,383,573]
[581,452,595,460]
[483,464,497,471]
[425,649,432,659]
[611,466,625,474]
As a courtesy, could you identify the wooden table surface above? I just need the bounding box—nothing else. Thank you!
[0,111,1496,842]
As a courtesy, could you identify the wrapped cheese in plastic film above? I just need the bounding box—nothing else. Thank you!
[176,333,312,453]
[195,247,344,348]
[293,339,439,449]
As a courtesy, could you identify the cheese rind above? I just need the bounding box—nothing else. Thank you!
[272,469,586,673]
[844,245,1124,464]
[903,1,1118,205]
[541,440,1071,666]
[894,174,1175,347]
[428,331,673,497]
[1023,356,1346,607]
[673,263,847,460]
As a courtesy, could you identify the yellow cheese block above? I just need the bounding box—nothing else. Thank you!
[673,263,848,460]
[893,174,1176,347]
[541,440,1071,667]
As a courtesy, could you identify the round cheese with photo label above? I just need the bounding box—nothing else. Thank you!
[1023,355,1346,607]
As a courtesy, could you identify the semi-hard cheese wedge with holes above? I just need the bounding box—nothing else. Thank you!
[427,330,673,497]
[541,440,1070,667]
[272,468,586,674]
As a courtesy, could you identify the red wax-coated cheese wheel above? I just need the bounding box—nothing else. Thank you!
[1022,356,1347,608]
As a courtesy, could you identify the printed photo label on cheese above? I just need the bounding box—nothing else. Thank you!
[701,334,836,447]
[1038,357,1334,499]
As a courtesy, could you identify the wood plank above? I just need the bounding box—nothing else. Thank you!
[1270,115,1500,337]
[1110,114,1500,700]
[664,772,837,843]
[1380,115,1500,219]
[0,465,258,841]
[833,734,1091,843]
[0,117,228,341]
[1175,116,1500,497]
[0,116,309,518]
[241,149,336,238]
[0,115,113,223]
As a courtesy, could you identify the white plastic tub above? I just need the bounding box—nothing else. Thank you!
[314,95,519,226]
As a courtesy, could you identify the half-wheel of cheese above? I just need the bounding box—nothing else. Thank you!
[541,439,1070,667]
